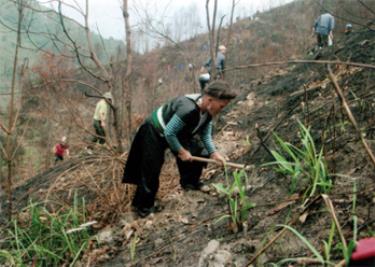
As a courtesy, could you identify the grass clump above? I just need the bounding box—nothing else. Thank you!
[267,121,332,201]
[0,194,92,266]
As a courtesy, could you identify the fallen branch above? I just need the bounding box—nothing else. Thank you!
[191,156,245,169]
[327,64,375,169]
[226,59,375,72]
[290,85,321,97]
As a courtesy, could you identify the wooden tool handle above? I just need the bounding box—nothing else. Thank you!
[190,156,245,169]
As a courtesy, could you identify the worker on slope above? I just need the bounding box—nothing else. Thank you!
[198,45,227,92]
[54,136,70,164]
[313,12,335,49]
[122,81,236,218]
[91,92,113,145]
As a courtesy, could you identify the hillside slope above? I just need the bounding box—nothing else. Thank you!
[1,0,375,266]
[91,28,375,267]
[6,24,374,267]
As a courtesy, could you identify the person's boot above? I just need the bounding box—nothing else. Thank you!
[181,182,210,193]
[132,206,153,218]
[132,203,164,218]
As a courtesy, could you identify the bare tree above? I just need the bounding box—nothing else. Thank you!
[57,0,124,152]
[225,0,240,48]
[2,0,24,219]
[122,0,133,140]
[206,0,218,79]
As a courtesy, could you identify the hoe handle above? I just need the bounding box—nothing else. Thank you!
[191,156,245,169]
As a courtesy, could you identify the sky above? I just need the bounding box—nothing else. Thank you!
[39,0,294,40]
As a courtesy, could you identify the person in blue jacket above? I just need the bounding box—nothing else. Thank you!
[198,45,227,92]
[122,81,236,217]
[313,12,335,48]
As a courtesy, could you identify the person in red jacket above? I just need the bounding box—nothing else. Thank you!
[54,136,70,164]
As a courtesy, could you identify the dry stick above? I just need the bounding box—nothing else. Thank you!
[335,259,346,267]
[246,195,321,266]
[226,59,375,72]
[255,126,273,157]
[327,65,375,169]
[303,84,310,126]
[290,85,321,97]
[190,156,245,169]
[332,101,337,176]
[322,194,348,253]
[0,122,10,134]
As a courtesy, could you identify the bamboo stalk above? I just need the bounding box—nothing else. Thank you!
[190,156,245,169]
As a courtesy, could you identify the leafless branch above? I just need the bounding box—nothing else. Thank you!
[225,0,239,47]
[227,59,375,72]
[215,15,226,53]
[357,0,375,15]
[0,123,10,135]
[57,0,107,83]
[83,0,112,83]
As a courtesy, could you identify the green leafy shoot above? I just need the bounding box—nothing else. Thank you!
[265,121,331,201]
[213,170,255,231]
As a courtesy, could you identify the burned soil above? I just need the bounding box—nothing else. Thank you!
[3,28,375,267]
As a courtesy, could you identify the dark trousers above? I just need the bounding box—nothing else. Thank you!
[55,155,63,164]
[92,120,106,144]
[316,33,328,48]
[122,121,207,210]
[199,77,210,93]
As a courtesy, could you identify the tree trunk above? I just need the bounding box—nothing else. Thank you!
[5,0,23,220]
[225,0,237,48]
[206,0,218,79]
[122,0,133,142]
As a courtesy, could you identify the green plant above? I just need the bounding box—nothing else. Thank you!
[0,193,91,266]
[344,182,358,264]
[323,221,336,263]
[267,121,332,201]
[129,234,140,262]
[213,170,255,232]
[0,249,21,266]
[274,185,360,266]
[275,224,332,266]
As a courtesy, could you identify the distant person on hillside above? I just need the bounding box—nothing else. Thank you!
[198,45,227,92]
[54,136,70,163]
[345,23,353,35]
[313,12,335,49]
[122,81,236,218]
[91,92,113,145]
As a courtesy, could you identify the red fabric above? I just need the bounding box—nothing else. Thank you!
[55,143,68,157]
[351,238,375,261]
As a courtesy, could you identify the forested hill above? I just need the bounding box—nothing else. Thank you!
[0,0,124,93]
